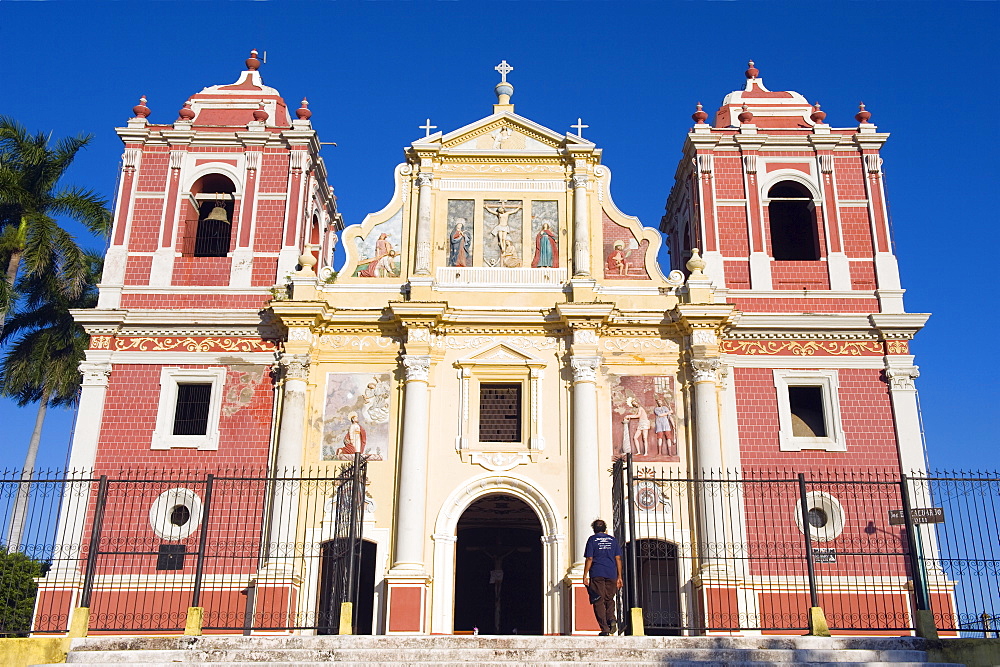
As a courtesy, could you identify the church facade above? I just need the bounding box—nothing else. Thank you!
[40,54,932,636]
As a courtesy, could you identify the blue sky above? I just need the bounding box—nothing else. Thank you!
[0,2,997,472]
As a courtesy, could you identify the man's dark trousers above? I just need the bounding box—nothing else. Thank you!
[589,576,617,632]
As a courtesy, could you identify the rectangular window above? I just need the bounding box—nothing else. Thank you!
[788,386,827,438]
[773,369,845,452]
[479,383,522,443]
[173,383,212,435]
[156,543,186,571]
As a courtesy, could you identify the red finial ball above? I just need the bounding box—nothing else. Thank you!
[855,102,872,124]
[745,60,759,79]
[810,102,827,124]
[132,95,151,119]
[296,98,312,120]
[177,100,195,121]
[738,104,754,124]
[253,103,269,122]
[692,102,709,125]
[246,49,261,71]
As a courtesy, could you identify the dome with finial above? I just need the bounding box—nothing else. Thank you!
[253,103,269,122]
[692,102,709,124]
[296,98,312,120]
[810,102,826,124]
[132,95,151,118]
[177,100,195,121]
[717,60,812,128]
[245,49,261,71]
[855,102,872,123]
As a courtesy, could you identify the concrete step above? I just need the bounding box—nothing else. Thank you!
[62,647,934,663]
[55,635,965,667]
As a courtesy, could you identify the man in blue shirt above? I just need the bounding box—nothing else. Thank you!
[582,518,623,635]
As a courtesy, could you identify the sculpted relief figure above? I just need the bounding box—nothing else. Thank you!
[449,218,472,267]
[531,221,558,268]
[606,240,629,276]
[485,201,522,267]
[358,232,392,277]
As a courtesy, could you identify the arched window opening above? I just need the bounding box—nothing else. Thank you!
[188,174,236,257]
[767,181,819,261]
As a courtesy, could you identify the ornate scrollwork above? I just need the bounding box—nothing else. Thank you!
[281,353,310,381]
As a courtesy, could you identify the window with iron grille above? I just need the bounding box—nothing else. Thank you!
[173,383,212,436]
[479,383,522,443]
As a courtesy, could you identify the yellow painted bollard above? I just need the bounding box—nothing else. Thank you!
[630,608,645,636]
[68,607,90,638]
[184,606,204,636]
[338,602,353,635]
[808,606,831,637]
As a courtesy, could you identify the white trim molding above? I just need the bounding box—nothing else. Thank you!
[151,366,227,450]
[772,369,846,452]
[149,487,204,540]
[795,491,846,542]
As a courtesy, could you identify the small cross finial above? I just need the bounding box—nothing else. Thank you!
[419,118,437,138]
[495,60,514,83]
[571,118,589,138]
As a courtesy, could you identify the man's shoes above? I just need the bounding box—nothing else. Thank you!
[598,630,609,636]
[608,621,618,634]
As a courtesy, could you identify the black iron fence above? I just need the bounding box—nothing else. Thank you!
[612,459,1000,636]
[0,457,367,636]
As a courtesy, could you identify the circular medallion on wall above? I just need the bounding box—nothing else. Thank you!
[149,487,203,540]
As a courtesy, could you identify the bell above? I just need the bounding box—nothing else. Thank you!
[203,204,230,224]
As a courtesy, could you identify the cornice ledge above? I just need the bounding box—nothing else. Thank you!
[868,313,930,339]
[673,303,740,332]
[554,302,616,327]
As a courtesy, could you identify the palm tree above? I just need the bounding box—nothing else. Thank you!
[0,252,101,550]
[0,117,111,332]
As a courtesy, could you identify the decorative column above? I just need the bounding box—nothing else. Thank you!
[413,173,433,276]
[392,354,431,570]
[567,351,603,635]
[385,352,432,634]
[275,354,309,472]
[572,174,590,276]
[570,354,602,564]
[690,357,724,473]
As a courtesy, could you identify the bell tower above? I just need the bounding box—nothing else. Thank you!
[71,51,339,475]
[662,61,904,315]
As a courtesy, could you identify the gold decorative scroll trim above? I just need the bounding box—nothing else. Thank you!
[95,336,277,353]
[720,340,884,356]
[886,340,909,355]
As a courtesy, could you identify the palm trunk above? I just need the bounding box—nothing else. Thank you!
[6,387,49,551]
[0,248,22,333]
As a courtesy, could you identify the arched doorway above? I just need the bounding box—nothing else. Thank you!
[453,494,543,635]
[628,538,681,635]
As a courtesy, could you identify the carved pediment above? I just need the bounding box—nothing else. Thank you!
[456,343,546,368]
[431,113,593,153]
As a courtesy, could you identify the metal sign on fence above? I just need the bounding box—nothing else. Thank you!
[888,507,945,525]
[812,548,837,564]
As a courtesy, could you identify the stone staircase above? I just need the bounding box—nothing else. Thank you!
[51,634,964,666]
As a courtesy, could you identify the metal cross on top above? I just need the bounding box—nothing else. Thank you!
[571,118,589,137]
[419,118,437,138]
[495,60,514,83]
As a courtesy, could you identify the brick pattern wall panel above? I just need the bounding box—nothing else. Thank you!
[258,151,290,192]
[833,157,866,200]
[135,150,169,191]
[770,261,831,290]
[717,208,750,257]
[723,260,751,289]
[727,297,878,314]
[849,260,877,290]
[734,367,900,471]
[119,293,272,310]
[713,156,745,200]
[123,255,153,285]
[127,199,167,253]
[94,363,274,471]
[839,208,876,257]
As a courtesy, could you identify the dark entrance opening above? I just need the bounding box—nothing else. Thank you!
[627,539,681,635]
[317,538,377,634]
[454,494,543,635]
